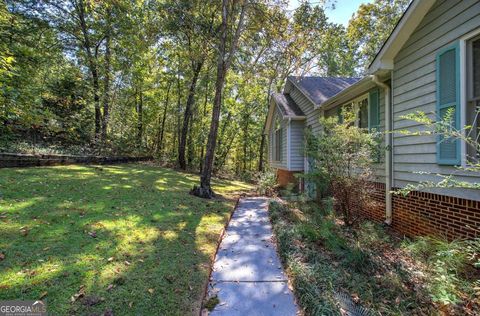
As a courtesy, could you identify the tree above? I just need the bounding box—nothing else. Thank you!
[162,0,217,169]
[192,0,248,198]
[347,0,411,73]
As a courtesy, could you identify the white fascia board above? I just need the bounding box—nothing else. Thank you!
[368,0,435,74]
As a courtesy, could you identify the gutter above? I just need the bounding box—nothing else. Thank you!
[318,77,373,110]
[371,75,393,225]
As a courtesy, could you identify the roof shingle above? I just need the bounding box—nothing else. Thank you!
[272,93,305,118]
[288,76,361,106]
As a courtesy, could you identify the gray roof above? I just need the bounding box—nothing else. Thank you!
[288,76,361,106]
[272,93,305,118]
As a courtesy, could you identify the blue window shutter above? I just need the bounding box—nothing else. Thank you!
[436,43,461,165]
[368,89,380,131]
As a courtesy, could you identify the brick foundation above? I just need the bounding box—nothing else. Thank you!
[276,169,300,188]
[359,182,386,222]
[365,182,480,240]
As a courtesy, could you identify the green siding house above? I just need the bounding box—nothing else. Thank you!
[265,0,480,239]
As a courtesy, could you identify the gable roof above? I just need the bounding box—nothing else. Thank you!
[368,0,436,74]
[264,92,306,134]
[272,93,305,118]
[288,76,361,107]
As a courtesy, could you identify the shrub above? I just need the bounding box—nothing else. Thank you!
[403,237,469,305]
[304,111,378,224]
[257,168,277,196]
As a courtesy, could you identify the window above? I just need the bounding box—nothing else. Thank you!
[358,98,369,129]
[324,92,377,130]
[467,35,480,163]
[273,117,283,161]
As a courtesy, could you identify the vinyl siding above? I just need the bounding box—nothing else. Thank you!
[320,88,387,183]
[268,109,288,170]
[287,82,387,182]
[288,85,323,134]
[290,120,305,171]
[392,0,480,201]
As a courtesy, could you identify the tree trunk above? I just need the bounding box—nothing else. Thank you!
[174,71,181,151]
[136,89,143,147]
[199,72,210,173]
[157,81,171,154]
[258,77,275,172]
[192,0,247,198]
[178,60,203,169]
[101,12,111,144]
[214,111,231,171]
[77,0,101,142]
[243,117,248,172]
[215,132,236,172]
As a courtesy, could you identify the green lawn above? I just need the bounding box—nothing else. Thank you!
[0,164,252,315]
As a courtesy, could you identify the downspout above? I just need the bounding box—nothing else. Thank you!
[287,117,292,171]
[371,74,393,225]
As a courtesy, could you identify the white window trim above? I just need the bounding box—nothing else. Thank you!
[341,93,369,127]
[460,28,480,167]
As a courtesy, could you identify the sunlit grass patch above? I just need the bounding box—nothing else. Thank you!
[0,163,252,315]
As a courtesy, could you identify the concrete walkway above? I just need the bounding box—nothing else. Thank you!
[207,197,298,316]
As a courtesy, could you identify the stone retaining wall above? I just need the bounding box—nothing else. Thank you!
[0,153,152,168]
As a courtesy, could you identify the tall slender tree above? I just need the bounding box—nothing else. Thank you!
[192,0,248,198]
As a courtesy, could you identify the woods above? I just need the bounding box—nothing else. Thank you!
[0,0,408,187]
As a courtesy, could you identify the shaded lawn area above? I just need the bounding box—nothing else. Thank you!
[0,164,252,315]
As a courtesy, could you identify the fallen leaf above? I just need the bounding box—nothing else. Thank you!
[107,257,114,262]
[88,231,97,238]
[124,260,131,266]
[39,291,48,299]
[103,308,114,316]
[71,287,85,303]
[164,275,174,284]
[0,252,5,261]
[81,295,104,306]
[351,293,360,304]
[148,288,155,294]
[128,302,133,308]
[106,284,114,291]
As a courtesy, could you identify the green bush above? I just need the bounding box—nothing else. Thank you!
[257,168,277,196]
[304,112,378,224]
[403,237,469,305]
[298,222,320,242]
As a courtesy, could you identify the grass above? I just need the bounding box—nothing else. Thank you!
[0,163,252,315]
[269,199,480,315]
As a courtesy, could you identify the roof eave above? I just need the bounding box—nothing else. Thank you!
[264,96,306,134]
[287,77,319,107]
[367,0,436,75]
[286,115,306,120]
[316,77,374,110]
